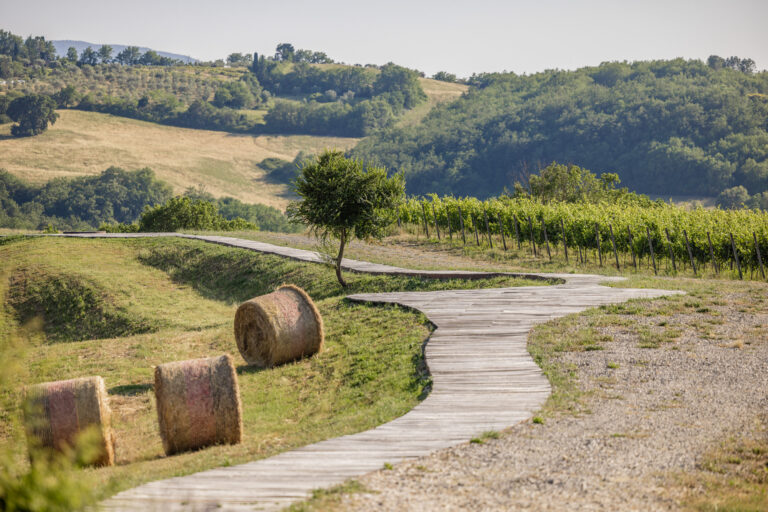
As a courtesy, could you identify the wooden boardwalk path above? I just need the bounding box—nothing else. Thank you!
[55,234,679,511]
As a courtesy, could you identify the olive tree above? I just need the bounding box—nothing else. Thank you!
[287,150,404,287]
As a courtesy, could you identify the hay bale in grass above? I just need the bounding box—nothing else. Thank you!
[154,354,242,456]
[234,284,324,368]
[24,376,115,466]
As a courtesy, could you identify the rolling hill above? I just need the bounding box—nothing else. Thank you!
[0,110,359,209]
[0,77,462,210]
[355,59,768,200]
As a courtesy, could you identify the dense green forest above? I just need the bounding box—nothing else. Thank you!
[354,58,768,201]
[0,168,296,232]
[0,29,426,137]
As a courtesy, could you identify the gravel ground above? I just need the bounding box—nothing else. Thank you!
[336,286,768,511]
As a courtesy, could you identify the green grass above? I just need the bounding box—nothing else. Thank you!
[0,236,545,500]
[470,430,501,444]
[137,237,551,301]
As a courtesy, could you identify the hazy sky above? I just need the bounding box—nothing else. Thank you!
[2,0,767,77]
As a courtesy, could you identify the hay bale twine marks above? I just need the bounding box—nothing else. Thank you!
[234,284,324,368]
[24,376,115,466]
[154,354,242,456]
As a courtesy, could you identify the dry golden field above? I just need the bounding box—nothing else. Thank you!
[0,110,360,209]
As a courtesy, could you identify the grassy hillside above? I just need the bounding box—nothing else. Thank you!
[0,110,359,209]
[0,79,463,211]
[0,236,540,500]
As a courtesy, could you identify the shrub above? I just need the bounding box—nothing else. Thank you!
[138,196,258,232]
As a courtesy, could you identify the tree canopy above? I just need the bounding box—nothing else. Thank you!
[287,150,405,286]
[515,162,635,204]
[7,94,59,137]
[354,58,768,202]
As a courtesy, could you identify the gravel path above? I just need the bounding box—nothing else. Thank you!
[338,287,768,511]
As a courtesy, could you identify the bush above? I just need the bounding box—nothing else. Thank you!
[138,196,258,232]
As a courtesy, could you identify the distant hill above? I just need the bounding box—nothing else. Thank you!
[52,40,197,63]
[354,58,768,200]
[0,109,359,209]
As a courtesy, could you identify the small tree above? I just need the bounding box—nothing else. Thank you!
[98,44,113,64]
[275,43,295,62]
[66,46,78,63]
[287,150,405,287]
[7,94,58,137]
[78,47,98,66]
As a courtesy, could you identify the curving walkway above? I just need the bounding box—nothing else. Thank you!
[54,234,679,511]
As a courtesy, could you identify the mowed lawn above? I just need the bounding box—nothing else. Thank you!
[0,110,360,209]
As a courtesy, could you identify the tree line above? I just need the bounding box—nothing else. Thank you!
[0,29,182,79]
[2,30,428,137]
[354,58,768,203]
[0,167,298,232]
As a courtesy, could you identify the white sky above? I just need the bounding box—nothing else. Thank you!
[1,0,767,77]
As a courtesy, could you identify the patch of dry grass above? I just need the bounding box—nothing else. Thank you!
[677,414,768,511]
[396,78,468,127]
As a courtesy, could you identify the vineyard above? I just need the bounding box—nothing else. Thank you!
[398,196,768,280]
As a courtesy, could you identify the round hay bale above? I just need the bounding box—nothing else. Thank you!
[23,376,115,467]
[154,354,242,456]
[234,284,324,368]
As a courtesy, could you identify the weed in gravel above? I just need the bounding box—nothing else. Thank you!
[606,362,620,369]
[471,430,501,443]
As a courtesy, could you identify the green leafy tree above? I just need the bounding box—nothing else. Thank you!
[707,55,725,70]
[515,162,628,203]
[226,52,252,66]
[716,185,750,209]
[7,94,59,137]
[212,81,255,109]
[53,85,80,108]
[0,55,12,79]
[116,46,140,65]
[287,150,405,286]
[78,47,98,66]
[98,45,113,64]
[0,29,24,59]
[432,71,457,82]
[66,46,78,63]
[138,196,257,232]
[139,196,220,231]
[275,43,295,62]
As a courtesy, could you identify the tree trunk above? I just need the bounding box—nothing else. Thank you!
[335,230,348,287]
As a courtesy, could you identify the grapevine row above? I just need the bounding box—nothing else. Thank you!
[397,195,768,279]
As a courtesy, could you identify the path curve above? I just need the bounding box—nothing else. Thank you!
[54,234,679,511]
